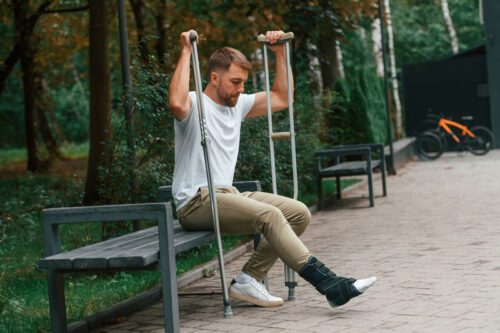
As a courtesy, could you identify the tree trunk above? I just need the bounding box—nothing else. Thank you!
[317,30,339,91]
[36,77,63,161]
[154,0,167,66]
[384,0,403,139]
[372,18,384,78]
[20,52,40,172]
[129,0,149,63]
[307,42,323,109]
[335,41,345,80]
[13,0,41,172]
[0,0,53,96]
[440,0,459,54]
[84,0,112,204]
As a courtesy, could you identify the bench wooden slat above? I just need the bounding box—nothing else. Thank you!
[173,230,216,254]
[38,227,159,270]
[39,225,220,270]
[108,230,216,267]
[321,160,381,177]
[72,235,160,269]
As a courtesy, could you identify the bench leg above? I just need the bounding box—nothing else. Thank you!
[381,165,387,197]
[317,176,323,210]
[158,207,180,333]
[368,169,374,207]
[336,176,341,200]
[47,270,68,333]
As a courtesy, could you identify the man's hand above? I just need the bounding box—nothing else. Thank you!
[179,30,197,53]
[266,30,285,52]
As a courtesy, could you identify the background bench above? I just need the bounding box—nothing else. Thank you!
[38,181,261,333]
[315,144,387,208]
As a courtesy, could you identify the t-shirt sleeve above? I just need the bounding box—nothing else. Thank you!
[239,93,256,121]
[175,91,196,127]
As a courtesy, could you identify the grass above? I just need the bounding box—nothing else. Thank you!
[0,142,88,166]
[0,150,360,332]
[0,172,249,332]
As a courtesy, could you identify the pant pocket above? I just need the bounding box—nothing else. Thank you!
[178,192,202,223]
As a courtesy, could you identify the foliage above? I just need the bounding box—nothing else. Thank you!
[97,56,174,206]
[0,172,249,332]
[340,27,387,144]
[392,0,484,66]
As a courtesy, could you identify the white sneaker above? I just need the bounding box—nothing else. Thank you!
[229,275,284,307]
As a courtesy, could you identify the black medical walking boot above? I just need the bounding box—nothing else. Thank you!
[298,256,376,307]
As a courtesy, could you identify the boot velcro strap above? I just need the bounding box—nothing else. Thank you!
[316,276,345,294]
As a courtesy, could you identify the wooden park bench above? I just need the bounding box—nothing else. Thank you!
[38,181,261,333]
[315,144,387,208]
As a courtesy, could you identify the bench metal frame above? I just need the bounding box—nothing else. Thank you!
[39,181,261,333]
[315,144,387,208]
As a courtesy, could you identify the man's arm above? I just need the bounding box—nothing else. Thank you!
[168,31,195,121]
[246,31,294,119]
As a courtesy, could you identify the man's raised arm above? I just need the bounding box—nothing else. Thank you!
[168,31,196,121]
[246,30,294,119]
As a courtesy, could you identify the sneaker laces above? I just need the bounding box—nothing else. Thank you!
[249,277,271,298]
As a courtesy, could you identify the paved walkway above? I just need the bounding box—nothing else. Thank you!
[98,151,500,332]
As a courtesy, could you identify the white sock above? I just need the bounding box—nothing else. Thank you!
[235,271,252,284]
[353,276,377,293]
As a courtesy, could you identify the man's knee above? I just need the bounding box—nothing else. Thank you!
[256,206,287,234]
[294,201,311,232]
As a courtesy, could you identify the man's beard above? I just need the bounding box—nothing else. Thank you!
[216,86,239,107]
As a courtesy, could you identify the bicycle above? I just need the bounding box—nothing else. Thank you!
[414,114,495,160]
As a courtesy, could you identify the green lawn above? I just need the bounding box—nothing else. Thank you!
[0,143,89,166]
[0,173,250,332]
[0,151,358,332]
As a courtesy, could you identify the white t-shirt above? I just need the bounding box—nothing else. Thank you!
[172,91,255,211]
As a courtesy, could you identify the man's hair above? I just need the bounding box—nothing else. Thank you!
[208,47,252,73]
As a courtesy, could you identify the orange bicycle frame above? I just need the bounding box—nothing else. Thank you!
[438,118,476,143]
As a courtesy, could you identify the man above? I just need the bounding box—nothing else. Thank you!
[169,30,376,308]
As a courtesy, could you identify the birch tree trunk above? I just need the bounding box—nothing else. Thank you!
[372,18,384,78]
[440,0,459,54]
[384,0,403,138]
[335,41,345,79]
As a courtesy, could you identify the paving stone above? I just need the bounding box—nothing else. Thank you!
[95,151,500,332]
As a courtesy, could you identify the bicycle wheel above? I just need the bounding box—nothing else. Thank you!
[414,130,445,160]
[467,126,495,155]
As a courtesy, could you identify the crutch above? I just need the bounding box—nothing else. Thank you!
[257,32,299,301]
[189,31,232,319]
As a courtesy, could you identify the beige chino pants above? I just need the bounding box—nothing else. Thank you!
[177,187,312,281]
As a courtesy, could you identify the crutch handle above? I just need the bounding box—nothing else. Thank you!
[271,132,291,141]
[189,30,198,42]
[257,32,294,44]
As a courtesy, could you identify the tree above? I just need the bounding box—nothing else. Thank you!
[383,0,403,138]
[4,0,55,171]
[440,0,459,54]
[0,0,53,97]
[84,0,112,204]
[371,18,384,77]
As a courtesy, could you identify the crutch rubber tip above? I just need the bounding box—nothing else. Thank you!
[223,305,233,319]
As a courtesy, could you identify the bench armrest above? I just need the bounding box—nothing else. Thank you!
[42,203,173,257]
[315,147,371,159]
[332,143,384,158]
